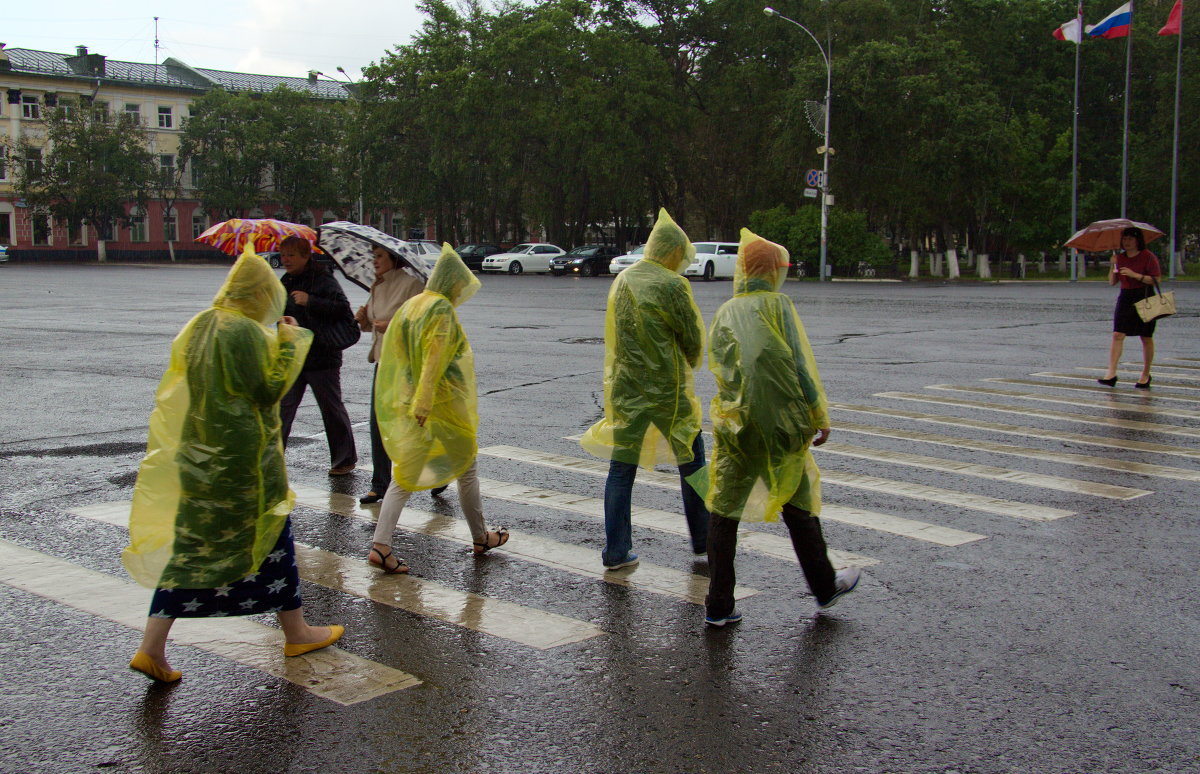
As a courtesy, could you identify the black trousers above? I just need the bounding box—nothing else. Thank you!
[705,503,837,618]
[279,367,357,469]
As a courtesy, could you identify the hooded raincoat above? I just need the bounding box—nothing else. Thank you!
[123,245,312,588]
[580,209,705,468]
[703,229,828,522]
[376,244,481,490]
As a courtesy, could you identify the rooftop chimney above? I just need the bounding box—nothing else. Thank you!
[77,45,88,56]
[65,47,106,77]
[307,70,318,84]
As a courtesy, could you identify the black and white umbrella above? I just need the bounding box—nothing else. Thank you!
[316,221,429,290]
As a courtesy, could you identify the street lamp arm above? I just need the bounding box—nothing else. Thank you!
[763,7,829,72]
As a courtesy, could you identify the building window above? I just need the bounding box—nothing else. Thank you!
[125,103,141,123]
[157,106,173,128]
[129,209,147,242]
[70,222,88,245]
[0,150,7,181]
[163,209,178,242]
[159,154,175,186]
[192,213,208,240]
[25,148,43,177]
[58,99,77,119]
[33,217,51,245]
[190,162,203,188]
[22,95,40,120]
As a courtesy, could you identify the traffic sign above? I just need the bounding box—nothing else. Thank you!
[803,188,818,198]
[804,169,825,188]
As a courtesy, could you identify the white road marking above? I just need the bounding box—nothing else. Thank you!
[989,378,1200,404]
[928,383,1200,421]
[836,420,1200,483]
[291,486,755,605]
[0,539,421,705]
[1033,372,1200,392]
[69,501,604,650]
[818,441,1150,500]
[479,445,999,538]
[875,391,1200,439]
[831,402,1200,462]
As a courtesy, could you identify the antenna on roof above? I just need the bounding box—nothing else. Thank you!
[153,17,160,82]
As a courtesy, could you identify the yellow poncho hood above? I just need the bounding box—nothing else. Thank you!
[123,245,312,588]
[580,209,705,468]
[376,244,479,489]
[697,229,829,521]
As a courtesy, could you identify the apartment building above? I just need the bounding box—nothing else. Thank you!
[0,43,426,259]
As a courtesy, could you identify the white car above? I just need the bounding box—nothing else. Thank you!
[608,245,645,274]
[409,240,442,272]
[683,242,740,280]
[480,243,565,274]
[0,244,8,263]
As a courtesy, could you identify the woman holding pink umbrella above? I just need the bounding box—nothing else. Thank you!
[1098,226,1161,389]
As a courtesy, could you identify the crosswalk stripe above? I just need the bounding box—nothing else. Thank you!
[988,378,1200,404]
[1087,366,1200,382]
[1033,372,1200,391]
[1124,360,1200,372]
[69,501,605,650]
[831,402,1200,462]
[290,486,756,606]
[876,391,1200,439]
[480,445,1003,538]
[928,384,1200,421]
[818,441,1150,500]
[837,420,1200,483]
[475,476,897,559]
[0,539,421,705]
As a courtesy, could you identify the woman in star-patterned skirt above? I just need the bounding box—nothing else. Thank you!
[125,250,344,683]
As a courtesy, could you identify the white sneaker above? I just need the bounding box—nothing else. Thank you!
[817,567,862,610]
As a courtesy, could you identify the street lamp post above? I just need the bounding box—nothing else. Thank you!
[318,67,365,224]
[764,6,831,282]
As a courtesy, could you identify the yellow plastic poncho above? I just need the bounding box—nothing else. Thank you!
[376,243,481,490]
[702,229,829,522]
[123,244,312,588]
[580,208,705,468]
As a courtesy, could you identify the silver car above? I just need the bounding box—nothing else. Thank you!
[607,245,645,274]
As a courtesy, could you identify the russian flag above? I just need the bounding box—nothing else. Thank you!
[1087,2,1132,38]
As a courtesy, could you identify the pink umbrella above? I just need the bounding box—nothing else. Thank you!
[1065,218,1164,252]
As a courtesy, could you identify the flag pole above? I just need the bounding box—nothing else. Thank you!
[1071,1,1084,281]
[1166,2,1182,278]
[1120,0,1133,218]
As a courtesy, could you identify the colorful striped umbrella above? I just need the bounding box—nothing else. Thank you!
[195,218,322,256]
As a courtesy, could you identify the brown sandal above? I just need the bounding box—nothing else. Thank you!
[473,528,509,555]
[368,546,410,574]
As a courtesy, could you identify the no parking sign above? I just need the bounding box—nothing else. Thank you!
[805,169,826,188]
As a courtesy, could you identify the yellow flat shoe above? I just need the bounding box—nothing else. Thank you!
[284,625,344,657]
[129,651,182,683]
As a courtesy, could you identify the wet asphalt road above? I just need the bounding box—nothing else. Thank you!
[1,264,1198,774]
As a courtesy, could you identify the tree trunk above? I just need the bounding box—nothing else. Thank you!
[929,252,942,277]
[909,249,920,278]
[168,241,176,262]
[1017,253,1026,279]
[946,248,961,279]
[977,252,991,279]
[97,240,107,263]
[1059,251,1068,273]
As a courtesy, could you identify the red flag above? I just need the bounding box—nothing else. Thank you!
[1159,0,1183,35]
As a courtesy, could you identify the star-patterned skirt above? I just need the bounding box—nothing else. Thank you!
[148,518,303,619]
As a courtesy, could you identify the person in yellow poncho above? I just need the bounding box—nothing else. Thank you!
[123,245,344,683]
[580,208,709,569]
[701,230,861,627]
[367,244,508,573]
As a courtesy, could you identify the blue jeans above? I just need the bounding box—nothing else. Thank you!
[602,432,710,565]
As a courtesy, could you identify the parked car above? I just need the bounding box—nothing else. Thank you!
[455,243,503,271]
[480,243,566,274]
[551,245,622,277]
[409,239,443,272]
[608,245,645,274]
[258,251,282,268]
[0,245,9,263]
[682,241,740,280]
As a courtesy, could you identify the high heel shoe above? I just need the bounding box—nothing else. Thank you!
[1135,376,1152,389]
[1097,376,1117,387]
[129,651,182,683]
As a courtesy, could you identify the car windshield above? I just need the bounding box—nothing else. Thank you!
[629,246,645,255]
[510,244,535,254]
[567,246,599,256]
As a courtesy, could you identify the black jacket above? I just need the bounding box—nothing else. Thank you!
[281,260,353,371]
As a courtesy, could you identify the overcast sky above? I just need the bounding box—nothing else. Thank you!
[4,1,433,82]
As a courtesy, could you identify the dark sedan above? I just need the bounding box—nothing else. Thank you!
[550,245,622,277]
[455,243,503,271]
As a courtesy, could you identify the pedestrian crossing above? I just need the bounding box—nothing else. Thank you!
[5,359,1195,704]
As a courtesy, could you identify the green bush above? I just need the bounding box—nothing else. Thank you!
[748,204,892,271]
